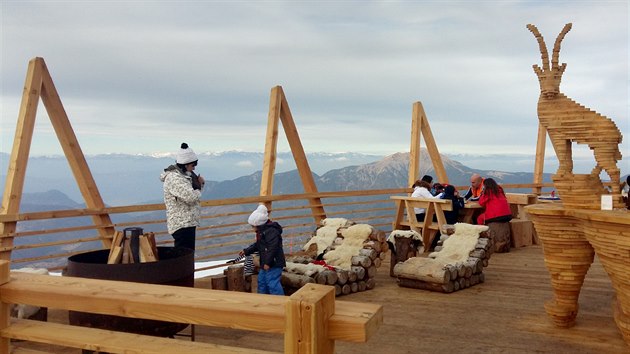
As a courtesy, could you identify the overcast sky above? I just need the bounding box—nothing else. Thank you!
[1,1,628,172]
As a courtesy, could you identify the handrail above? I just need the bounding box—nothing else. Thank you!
[0,184,553,270]
[0,261,383,353]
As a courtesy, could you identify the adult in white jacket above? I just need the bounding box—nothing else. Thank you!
[411,175,441,222]
[160,143,205,251]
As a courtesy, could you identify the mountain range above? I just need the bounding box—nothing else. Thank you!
[2,151,552,209]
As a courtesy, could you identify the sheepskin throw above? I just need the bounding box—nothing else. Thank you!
[320,217,355,228]
[432,223,489,264]
[302,225,339,252]
[324,224,374,270]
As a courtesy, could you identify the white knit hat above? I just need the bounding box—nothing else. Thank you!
[248,204,269,226]
[176,143,198,165]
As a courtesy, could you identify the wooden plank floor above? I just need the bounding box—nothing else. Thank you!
[11,245,630,353]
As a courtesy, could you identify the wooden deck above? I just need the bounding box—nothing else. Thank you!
[11,245,629,353]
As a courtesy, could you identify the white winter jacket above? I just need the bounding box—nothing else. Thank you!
[160,165,202,234]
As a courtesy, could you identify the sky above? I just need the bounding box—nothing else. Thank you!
[1,1,628,175]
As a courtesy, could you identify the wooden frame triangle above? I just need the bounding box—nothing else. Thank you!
[260,86,325,223]
[408,102,448,189]
[0,57,115,261]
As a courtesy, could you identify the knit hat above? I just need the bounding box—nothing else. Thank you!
[248,204,269,226]
[176,143,198,165]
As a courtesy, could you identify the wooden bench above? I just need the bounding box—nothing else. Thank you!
[391,196,453,252]
[0,261,382,354]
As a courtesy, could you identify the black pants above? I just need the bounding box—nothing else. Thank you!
[416,213,441,250]
[172,226,196,251]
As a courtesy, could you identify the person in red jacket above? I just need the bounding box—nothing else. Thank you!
[477,178,512,225]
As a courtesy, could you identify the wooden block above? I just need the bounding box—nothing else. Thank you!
[510,219,534,248]
[107,246,123,264]
[210,275,228,290]
[139,236,157,262]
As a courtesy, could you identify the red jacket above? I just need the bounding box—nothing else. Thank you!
[477,191,512,224]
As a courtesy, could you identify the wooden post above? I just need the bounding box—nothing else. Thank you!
[285,283,335,354]
[533,123,547,195]
[0,58,43,262]
[0,260,10,353]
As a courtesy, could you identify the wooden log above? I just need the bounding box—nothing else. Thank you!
[366,265,377,278]
[398,278,454,293]
[373,257,382,268]
[351,255,372,268]
[351,266,366,280]
[470,274,480,286]
[363,241,380,251]
[453,279,460,292]
[358,280,367,292]
[390,235,417,277]
[336,269,349,285]
[479,272,485,283]
[348,270,358,282]
[469,249,486,259]
[226,264,245,292]
[464,264,473,279]
[369,229,386,242]
[445,265,457,281]
[379,248,388,259]
[281,272,315,288]
[210,275,228,290]
[380,241,389,254]
[350,282,358,293]
[341,283,351,295]
[459,277,466,290]
[334,284,342,296]
[322,270,338,285]
[393,258,450,284]
[365,277,376,290]
[315,271,327,285]
[359,248,378,260]
[456,263,466,278]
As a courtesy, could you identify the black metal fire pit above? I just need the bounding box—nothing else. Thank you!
[65,247,194,337]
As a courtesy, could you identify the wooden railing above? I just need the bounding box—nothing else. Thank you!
[0,260,383,353]
[0,183,553,271]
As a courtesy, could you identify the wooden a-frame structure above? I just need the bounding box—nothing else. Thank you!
[260,86,326,224]
[407,102,448,189]
[0,57,116,261]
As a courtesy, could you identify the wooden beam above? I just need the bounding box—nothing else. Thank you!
[408,102,422,189]
[419,106,448,184]
[0,58,44,261]
[533,123,547,195]
[1,272,382,343]
[285,284,335,354]
[260,86,283,199]
[38,58,116,248]
[0,260,10,353]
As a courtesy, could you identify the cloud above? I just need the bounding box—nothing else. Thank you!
[1,1,627,170]
[236,160,254,168]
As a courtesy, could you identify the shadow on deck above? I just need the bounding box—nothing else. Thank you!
[13,246,628,353]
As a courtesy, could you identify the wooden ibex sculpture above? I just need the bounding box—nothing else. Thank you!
[527,23,622,195]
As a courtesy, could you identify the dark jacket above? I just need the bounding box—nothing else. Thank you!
[441,195,465,225]
[243,221,286,269]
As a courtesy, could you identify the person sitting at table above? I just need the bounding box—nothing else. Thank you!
[432,182,446,197]
[411,175,438,222]
[441,185,465,225]
[476,178,512,225]
[463,173,485,201]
